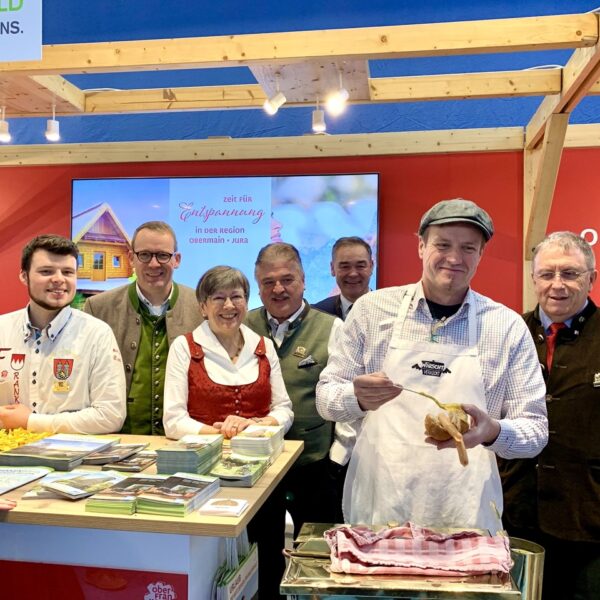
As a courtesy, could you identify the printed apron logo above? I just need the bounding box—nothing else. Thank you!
[54,358,74,380]
[144,581,177,600]
[412,360,451,377]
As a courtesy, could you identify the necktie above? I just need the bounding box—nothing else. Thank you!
[546,322,566,371]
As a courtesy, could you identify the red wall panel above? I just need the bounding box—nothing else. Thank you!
[0,152,523,314]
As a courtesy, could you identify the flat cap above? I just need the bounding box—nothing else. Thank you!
[418,198,494,240]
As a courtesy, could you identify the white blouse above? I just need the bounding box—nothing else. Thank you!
[163,321,293,439]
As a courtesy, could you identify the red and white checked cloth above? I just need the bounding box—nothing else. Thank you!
[324,523,512,576]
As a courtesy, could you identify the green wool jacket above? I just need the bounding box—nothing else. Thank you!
[245,304,337,467]
[499,299,600,542]
[84,282,202,435]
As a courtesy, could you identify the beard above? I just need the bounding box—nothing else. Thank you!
[27,283,73,312]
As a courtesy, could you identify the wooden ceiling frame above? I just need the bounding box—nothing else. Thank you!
[0,12,596,117]
[2,12,600,311]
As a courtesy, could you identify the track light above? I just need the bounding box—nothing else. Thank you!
[312,97,326,133]
[325,69,349,117]
[0,106,10,143]
[312,108,326,133]
[263,73,286,115]
[45,103,60,142]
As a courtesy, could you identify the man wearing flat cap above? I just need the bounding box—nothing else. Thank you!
[317,198,548,530]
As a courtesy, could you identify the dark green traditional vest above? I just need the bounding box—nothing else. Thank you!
[245,304,336,467]
[123,284,176,435]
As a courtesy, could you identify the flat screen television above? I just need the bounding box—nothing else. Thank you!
[71,174,378,309]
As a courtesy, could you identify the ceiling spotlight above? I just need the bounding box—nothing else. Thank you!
[0,106,10,143]
[325,69,349,117]
[263,73,286,115]
[45,102,60,142]
[312,108,326,134]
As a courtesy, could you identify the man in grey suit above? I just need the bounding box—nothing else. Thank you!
[84,221,202,435]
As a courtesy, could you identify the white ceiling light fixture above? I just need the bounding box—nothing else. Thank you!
[45,102,60,142]
[325,68,349,117]
[263,73,287,116]
[312,98,326,133]
[0,106,11,143]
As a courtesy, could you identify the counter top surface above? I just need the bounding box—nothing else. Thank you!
[0,435,303,538]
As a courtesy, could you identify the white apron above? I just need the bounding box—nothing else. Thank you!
[344,286,503,532]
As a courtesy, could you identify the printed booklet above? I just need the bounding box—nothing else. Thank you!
[136,472,220,517]
[0,434,118,471]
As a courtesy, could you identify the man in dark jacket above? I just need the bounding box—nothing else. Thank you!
[245,242,342,598]
[313,236,373,319]
[499,231,600,600]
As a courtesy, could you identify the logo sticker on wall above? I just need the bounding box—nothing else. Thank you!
[144,581,177,600]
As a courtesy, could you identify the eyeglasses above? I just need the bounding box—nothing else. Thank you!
[534,269,593,282]
[208,294,247,307]
[133,251,175,264]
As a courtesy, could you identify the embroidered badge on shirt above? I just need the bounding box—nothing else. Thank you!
[52,380,71,393]
[298,355,317,368]
[293,346,307,358]
[411,360,451,378]
[54,358,74,381]
[10,354,25,371]
[594,372,600,388]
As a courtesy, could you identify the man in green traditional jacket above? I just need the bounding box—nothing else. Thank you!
[84,221,202,435]
[244,242,342,597]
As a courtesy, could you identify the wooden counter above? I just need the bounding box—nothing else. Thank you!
[0,436,303,538]
[0,435,304,599]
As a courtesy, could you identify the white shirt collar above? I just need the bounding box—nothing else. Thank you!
[266,301,306,346]
[23,305,73,343]
[136,283,173,316]
[339,294,354,319]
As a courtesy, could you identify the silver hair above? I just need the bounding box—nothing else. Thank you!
[532,231,596,271]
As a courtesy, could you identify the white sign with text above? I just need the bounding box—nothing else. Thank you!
[0,0,42,62]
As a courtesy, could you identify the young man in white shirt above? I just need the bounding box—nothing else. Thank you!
[0,234,126,434]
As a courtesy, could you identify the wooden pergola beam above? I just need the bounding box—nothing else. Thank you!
[526,16,600,149]
[369,69,561,102]
[0,13,595,76]
[84,84,267,113]
[0,127,525,166]
[19,69,560,117]
[522,113,570,309]
[524,113,570,258]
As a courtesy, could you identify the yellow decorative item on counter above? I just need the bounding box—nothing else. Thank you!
[0,429,50,452]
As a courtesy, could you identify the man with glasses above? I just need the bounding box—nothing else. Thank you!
[84,221,201,435]
[317,198,548,532]
[499,231,600,600]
